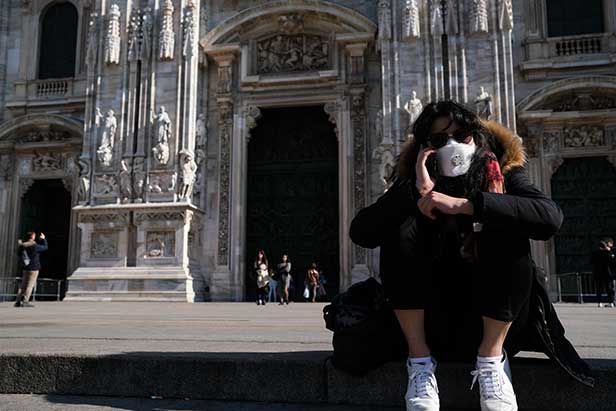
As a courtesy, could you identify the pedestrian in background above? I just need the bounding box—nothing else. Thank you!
[15,231,48,308]
[305,262,320,303]
[253,249,269,305]
[267,269,277,303]
[276,254,292,305]
[591,237,615,308]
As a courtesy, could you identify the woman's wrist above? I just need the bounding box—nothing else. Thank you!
[458,198,474,215]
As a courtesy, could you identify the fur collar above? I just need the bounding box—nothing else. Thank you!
[18,240,36,247]
[397,120,526,180]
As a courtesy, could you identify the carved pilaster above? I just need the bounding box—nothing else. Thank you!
[217,98,233,266]
[403,0,421,40]
[104,4,121,65]
[351,92,368,264]
[85,13,99,71]
[346,43,367,85]
[158,0,175,60]
[182,0,197,59]
[0,154,15,181]
[377,0,392,43]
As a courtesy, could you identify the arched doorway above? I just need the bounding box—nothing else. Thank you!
[246,106,339,301]
[551,157,616,274]
[19,179,72,299]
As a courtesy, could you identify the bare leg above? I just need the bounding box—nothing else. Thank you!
[394,309,431,358]
[478,317,512,357]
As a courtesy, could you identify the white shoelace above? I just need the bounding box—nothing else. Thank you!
[410,366,437,398]
[470,367,502,399]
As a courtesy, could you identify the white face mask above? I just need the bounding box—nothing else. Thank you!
[436,138,476,177]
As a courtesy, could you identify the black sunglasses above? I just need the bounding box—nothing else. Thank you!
[427,128,471,149]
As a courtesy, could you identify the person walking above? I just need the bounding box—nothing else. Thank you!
[350,100,592,411]
[253,250,269,305]
[591,238,616,308]
[276,254,292,305]
[305,262,320,303]
[15,231,48,308]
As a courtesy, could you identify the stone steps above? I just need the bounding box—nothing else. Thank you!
[0,352,612,410]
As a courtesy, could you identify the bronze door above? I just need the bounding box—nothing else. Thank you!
[551,157,616,274]
[246,106,339,301]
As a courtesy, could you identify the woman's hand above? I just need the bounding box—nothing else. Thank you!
[417,191,474,219]
[416,145,436,196]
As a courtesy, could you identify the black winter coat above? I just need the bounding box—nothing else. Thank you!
[350,121,593,387]
[18,238,48,271]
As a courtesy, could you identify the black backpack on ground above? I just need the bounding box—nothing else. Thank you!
[323,277,407,375]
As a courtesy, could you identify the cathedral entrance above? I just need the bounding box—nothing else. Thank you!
[551,157,616,275]
[246,106,339,301]
[19,179,71,299]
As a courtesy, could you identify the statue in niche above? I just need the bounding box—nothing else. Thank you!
[195,113,207,164]
[119,159,132,203]
[404,91,423,128]
[475,86,493,120]
[97,109,117,167]
[77,158,90,205]
[152,106,171,165]
[373,145,396,190]
[178,150,197,201]
[132,158,145,202]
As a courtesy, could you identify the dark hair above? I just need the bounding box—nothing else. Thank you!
[24,231,36,241]
[409,100,497,198]
[255,249,268,267]
[310,262,317,269]
[600,237,614,245]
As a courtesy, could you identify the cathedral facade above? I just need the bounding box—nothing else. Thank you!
[0,0,614,301]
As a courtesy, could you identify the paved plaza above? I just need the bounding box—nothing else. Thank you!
[0,302,614,411]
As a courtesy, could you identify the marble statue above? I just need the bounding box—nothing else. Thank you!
[178,150,197,201]
[404,91,423,127]
[159,0,175,60]
[104,4,121,65]
[475,86,493,120]
[119,159,132,203]
[152,106,171,165]
[97,110,117,167]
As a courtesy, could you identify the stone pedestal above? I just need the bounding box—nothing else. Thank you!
[66,203,201,302]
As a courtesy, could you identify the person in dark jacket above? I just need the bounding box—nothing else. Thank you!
[350,101,593,411]
[591,238,615,307]
[15,231,48,308]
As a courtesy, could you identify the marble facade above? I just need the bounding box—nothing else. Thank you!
[0,0,614,301]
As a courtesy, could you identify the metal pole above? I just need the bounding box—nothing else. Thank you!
[57,280,61,301]
[577,272,584,304]
[557,275,562,303]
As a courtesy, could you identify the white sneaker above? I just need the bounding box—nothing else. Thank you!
[405,357,440,411]
[471,353,518,411]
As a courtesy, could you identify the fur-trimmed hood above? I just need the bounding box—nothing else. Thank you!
[397,120,526,180]
[18,239,36,247]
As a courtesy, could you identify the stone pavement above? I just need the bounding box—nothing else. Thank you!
[0,302,615,410]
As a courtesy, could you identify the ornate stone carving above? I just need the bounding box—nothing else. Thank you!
[132,157,146,202]
[182,0,197,58]
[521,124,542,158]
[77,157,90,205]
[549,156,564,174]
[470,0,489,33]
[61,177,74,193]
[217,64,232,94]
[404,91,423,129]
[351,93,367,264]
[475,86,493,120]
[607,127,616,149]
[128,8,153,62]
[148,173,176,193]
[375,109,384,143]
[17,130,72,143]
[119,159,132,203]
[85,13,99,69]
[245,106,262,142]
[32,152,63,173]
[195,113,208,163]
[403,0,420,40]
[152,106,172,166]
[347,48,366,85]
[444,0,458,35]
[499,0,513,31]
[158,0,175,60]
[104,4,121,65]
[134,210,185,224]
[93,174,118,195]
[542,131,560,153]
[373,144,396,190]
[217,99,233,265]
[19,178,34,198]
[256,34,329,75]
[537,94,616,112]
[146,231,175,257]
[377,0,392,42]
[563,126,605,148]
[430,1,444,36]
[178,150,197,202]
[278,14,304,35]
[79,213,129,224]
[324,102,340,140]
[0,154,14,180]
[97,109,117,167]
[91,232,118,258]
